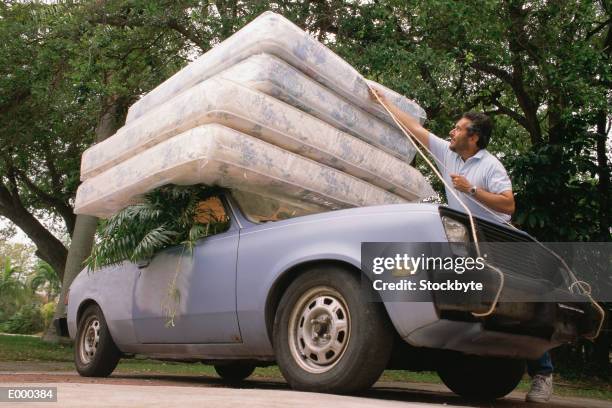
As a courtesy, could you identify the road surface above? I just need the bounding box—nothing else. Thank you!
[0,370,609,408]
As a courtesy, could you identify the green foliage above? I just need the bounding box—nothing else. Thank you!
[0,303,44,335]
[86,185,229,270]
[0,242,35,270]
[40,302,56,329]
[0,0,194,275]
[509,143,602,241]
[29,261,61,301]
[0,257,28,320]
[0,251,59,333]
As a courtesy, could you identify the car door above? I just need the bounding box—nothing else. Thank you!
[132,195,241,344]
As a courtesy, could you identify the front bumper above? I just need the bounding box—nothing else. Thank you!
[431,264,602,345]
[404,318,553,360]
[434,207,604,345]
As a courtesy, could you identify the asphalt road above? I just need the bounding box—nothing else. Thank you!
[0,371,610,408]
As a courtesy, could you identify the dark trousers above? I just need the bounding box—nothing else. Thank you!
[527,351,553,376]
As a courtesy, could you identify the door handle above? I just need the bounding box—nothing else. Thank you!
[136,259,151,269]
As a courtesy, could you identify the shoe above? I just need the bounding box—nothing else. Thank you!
[526,374,553,403]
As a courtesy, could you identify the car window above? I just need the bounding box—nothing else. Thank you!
[195,196,231,234]
[230,190,326,223]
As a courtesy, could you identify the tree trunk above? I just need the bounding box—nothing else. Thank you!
[45,98,124,342]
[0,191,68,279]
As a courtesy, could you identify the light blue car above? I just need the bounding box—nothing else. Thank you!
[59,190,598,399]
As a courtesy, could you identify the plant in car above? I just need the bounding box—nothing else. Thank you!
[85,184,230,326]
[85,184,229,271]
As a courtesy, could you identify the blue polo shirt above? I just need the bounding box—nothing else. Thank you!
[428,133,513,223]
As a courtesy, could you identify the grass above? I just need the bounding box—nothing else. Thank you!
[0,333,73,362]
[1,333,610,401]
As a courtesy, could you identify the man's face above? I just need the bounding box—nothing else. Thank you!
[449,118,477,153]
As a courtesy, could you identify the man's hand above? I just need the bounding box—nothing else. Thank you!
[450,173,471,193]
[450,173,516,215]
[369,87,386,103]
[367,85,431,150]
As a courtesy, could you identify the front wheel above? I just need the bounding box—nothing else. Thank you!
[273,266,393,394]
[437,353,525,400]
[74,304,121,377]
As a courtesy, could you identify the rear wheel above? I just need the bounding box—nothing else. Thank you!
[214,363,255,382]
[437,353,525,400]
[274,266,393,394]
[74,304,121,377]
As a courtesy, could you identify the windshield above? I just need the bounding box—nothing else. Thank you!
[231,190,327,223]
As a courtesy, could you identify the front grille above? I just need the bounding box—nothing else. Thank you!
[476,222,563,283]
[439,207,565,285]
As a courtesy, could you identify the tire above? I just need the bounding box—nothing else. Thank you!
[74,304,121,377]
[437,353,525,400]
[273,266,393,394]
[214,363,255,382]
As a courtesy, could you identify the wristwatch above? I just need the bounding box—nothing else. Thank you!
[469,186,477,196]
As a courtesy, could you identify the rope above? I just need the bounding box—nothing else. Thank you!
[368,85,503,317]
[367,84,604,336]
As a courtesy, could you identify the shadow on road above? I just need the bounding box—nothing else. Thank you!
[103,373,584,408]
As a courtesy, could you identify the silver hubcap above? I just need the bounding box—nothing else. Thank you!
[79,317,100,364]
[288,286,351,373]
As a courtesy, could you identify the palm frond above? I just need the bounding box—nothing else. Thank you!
[103,203,161,235]
[85,184,228,270]
[131,226,179,262]
[29,261,60,299]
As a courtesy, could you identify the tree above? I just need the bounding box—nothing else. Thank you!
[0,1,196,339]
[0,0,189,301]
[30,260,60,302]
[0,240,36,271]
[0,257,27,321]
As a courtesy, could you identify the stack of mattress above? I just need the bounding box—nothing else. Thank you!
[75,11,434,219]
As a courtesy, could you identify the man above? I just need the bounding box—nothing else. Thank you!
[371,89,514,221]
[371,89,553,403]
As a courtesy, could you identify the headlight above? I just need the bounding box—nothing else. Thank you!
[442,216,469,242]
[442,216,469,256]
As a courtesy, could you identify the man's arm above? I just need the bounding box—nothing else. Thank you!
[370,88,431,150]
[473,189,515,215]
[450,174,516,215]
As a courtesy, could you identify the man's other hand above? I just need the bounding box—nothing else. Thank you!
[450,173,471,193]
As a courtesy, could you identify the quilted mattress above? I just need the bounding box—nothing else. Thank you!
[217,54,416,161]
[125,11,426,127]
[80,77,433,201]
[75,125,406,218]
